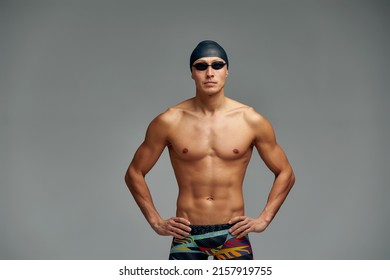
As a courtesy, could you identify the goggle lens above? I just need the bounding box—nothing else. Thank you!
[193,61,226,71]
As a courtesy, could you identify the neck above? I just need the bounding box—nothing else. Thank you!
[194,90,226,115]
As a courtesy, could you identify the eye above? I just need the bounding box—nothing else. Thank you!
[193,63,208,71]
[211,62,226,69]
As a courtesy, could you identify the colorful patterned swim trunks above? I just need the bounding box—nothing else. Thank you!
[168,224,253,260]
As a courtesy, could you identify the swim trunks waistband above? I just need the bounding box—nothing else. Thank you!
[190,224,232,235]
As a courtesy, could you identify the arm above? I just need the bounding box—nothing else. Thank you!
[230,110,295,238]
[124,112,191,238]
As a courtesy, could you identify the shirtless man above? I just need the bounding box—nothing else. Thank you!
[125,40,295,260]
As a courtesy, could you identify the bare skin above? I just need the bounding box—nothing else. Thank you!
[125,57,295,239]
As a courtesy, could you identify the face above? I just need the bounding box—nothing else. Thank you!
[191,57,228,95]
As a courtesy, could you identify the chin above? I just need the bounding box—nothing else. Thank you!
[203,87,222,95]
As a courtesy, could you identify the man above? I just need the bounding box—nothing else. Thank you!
[125,40,295,260]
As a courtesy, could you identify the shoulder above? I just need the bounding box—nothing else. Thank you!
[240,106,268,127]
[224,98,271,128]
[143,108,182,143]
[149,108,180,132]
[148,99,192,130]
[240,107,275,141]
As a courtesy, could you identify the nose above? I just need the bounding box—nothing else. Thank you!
[206,66,214,77]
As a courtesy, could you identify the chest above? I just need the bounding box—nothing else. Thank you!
[167,117,254,160]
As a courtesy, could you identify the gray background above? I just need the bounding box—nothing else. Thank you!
[1,0,389,259]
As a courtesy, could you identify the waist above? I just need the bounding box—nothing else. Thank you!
[176,200,244,225]
[176,185,244,224]
[189,224,232,236]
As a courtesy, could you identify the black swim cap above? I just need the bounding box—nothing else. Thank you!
[190,40,229,71]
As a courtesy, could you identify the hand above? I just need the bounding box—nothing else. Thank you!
[228,216,268,239]
[152,217,191,239]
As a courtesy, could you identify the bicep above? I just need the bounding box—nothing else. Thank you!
[129,117,170,176]
[253,117,290,175]
[130,140,166,176]
[256,141,290,176]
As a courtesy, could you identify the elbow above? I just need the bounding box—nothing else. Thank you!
[124,165,139,189]
[276,167,295,191]
[288,168,296,189]
[124,170,131,187]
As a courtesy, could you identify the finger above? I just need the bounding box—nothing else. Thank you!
[172,226,191,237]
[178,224,192,233]
[173,217,191,226]
[231,226,244,236]
[236,224,253,238]
[229,218,249,233]
[237,231,248,239]
[171,231,185,239]
[171,217,192,232]
[228,216,246,231]
[228,216,245,225]
[231,222,251,236]
[166,220,191,236]
[170,227,190,239]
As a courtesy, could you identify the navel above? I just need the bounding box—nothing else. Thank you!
[206,196,214,201]
[233,149,239,154]
[182,148,188,154]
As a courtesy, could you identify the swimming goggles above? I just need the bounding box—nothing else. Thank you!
[192,61,226,71]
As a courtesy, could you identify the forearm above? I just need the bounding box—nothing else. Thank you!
[125,167,162,227]
[258,168,295,225]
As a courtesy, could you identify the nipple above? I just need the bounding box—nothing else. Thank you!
[182,148,188,154]
[233,149,239,154]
